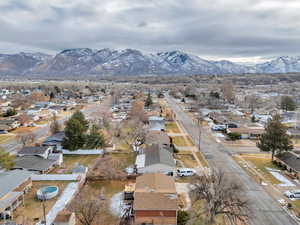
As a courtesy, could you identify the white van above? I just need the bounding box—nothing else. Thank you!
[177,168,196,177]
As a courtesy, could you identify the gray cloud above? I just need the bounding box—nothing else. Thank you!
[0,0,300,62]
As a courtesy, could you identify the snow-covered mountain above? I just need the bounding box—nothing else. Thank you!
[0,48,300,76]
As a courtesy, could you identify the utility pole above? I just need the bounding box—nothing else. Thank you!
[198,116,202,151]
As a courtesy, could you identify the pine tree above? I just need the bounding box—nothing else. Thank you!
[62,118,86,150]
[71,110,89,132]
[145,92,153,107]
[281,96,297,111]
[257,115,293,161]
[85,125,105,149]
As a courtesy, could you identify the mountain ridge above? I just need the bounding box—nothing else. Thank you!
[0,48,300,76]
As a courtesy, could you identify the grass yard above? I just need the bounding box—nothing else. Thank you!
[176,152,198,168]
[11,127,36,134]
[109,152,135,169]
[166,122,181,133]
[195,152,209,167]
[172,136,194,147]
[61,155,99,173]
[0,135,14,144]
[14,181,70,225]
[239,154,281,185]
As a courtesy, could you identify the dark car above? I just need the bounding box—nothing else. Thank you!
[226,123,238,128]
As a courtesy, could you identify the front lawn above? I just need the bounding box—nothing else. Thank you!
[239,154,281,185]
[175,152,198,168]
[166,122,181,133]
[0,135,14,144]
[61,155,99,172]
[172,136,194,147]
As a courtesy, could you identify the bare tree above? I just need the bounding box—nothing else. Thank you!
[88,155,127,180]
[16,132,36,147]
[71,189,103,225]
[222,80,235,103]
[245,95,260,113]
[50,113,61,135]
[191,169,250,225]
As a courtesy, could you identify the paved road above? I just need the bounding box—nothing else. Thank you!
[165,94,298,225]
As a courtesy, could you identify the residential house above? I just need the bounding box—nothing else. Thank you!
[149,116,165,131]
[17,146,53,159]
[14,146,62,173]
[227,127,265,139]
[43,132,65,150]
[133,173,178,225]
[136,144,176,174]
[0,120,20,132]
[145,131,171,151]
[0,170,32,219]
[274,152,300,179]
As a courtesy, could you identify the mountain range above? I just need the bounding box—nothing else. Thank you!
[1,48,300,76]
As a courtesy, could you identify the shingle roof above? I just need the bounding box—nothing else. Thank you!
[0,170,32,199]
[135,173,176,193]
[14,155,56,172]
[276,152,300,172]
[134,173,177,211]
[18,146,49,155]
[144,144,175,167]
[145,131,170,147]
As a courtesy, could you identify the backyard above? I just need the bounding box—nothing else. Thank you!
[14,181,70,225]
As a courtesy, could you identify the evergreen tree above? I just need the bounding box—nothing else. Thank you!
[145,92,153,107]
[85,125,105,149]
[281,96,297,111]
[71,110,89,131]
[62,117,86,150]
[257,115,293,161]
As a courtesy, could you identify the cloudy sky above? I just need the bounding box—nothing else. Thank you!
[0,0,300,63]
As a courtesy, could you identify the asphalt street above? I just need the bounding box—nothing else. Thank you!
[165,94,298,225]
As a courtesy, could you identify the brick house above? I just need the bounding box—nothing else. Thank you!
[133,173,178,225]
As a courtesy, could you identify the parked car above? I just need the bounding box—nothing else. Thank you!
[177,168,196,177]
[226,123,238,128]
[211,124,226,131]
[0,130,8,134]
[284,190,300,199]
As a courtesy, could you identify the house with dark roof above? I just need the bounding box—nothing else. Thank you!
[13,155,57,174]
[0,170,32,219]
[136,144,176,174]
[274,152,300,179]
[133,173,178,225]
[17,146,53,159]
[43,132,65,150]
[15,146,62,173]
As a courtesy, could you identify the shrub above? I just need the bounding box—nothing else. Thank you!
[177,211,190,225]
[227,132,241,141]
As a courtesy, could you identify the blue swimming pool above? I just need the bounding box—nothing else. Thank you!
[37,186,59,200]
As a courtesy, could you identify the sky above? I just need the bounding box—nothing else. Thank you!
[0,0,300,63]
